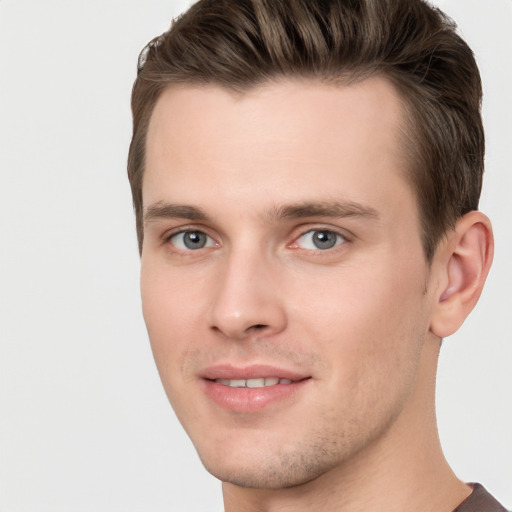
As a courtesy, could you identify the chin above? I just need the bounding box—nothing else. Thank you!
[201,458,325,489]
[195,436,346,490]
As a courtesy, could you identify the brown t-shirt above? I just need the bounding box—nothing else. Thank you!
[453,484,509,512]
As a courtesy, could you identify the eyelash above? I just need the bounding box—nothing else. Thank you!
[289,228,348,252]
[163,226,350,254]
[165,228,218,252]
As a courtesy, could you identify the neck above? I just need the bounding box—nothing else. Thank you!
[222,337,472,512]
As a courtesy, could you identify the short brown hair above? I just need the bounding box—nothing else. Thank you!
[128,0,484,261]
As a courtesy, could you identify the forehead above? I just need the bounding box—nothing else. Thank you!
[144,77,413,216]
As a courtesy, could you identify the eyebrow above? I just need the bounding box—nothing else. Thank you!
[144,200,380,227]
[144,202,209,226]
[267,201,380,222]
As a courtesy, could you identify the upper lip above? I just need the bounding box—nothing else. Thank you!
[200,364,309,381]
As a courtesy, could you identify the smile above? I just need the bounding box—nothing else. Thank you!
[214,377,293,388]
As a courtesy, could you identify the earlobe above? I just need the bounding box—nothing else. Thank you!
[430,211,494,338]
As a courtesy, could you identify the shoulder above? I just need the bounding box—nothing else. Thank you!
[453,484,510,512]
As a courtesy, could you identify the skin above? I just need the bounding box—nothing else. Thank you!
[140,77,493,511]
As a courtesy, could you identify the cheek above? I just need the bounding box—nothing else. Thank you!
[140,263,210,425]
[140,262,205,378]
[292,260,424,333]
[287,257,429,387]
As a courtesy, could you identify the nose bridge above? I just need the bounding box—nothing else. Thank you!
[208,242,286,339]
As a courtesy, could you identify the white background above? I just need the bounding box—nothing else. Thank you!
[0,1,510,510]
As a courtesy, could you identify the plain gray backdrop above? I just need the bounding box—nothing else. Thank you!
[0,1,511,510]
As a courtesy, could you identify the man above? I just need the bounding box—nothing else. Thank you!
[127,0,508,510]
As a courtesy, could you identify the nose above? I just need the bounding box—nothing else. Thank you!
[207,248,287,340]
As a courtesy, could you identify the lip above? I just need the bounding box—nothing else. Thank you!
[200,364,311,413]
[200,364,307,381]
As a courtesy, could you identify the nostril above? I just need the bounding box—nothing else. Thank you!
[251,324,267,330]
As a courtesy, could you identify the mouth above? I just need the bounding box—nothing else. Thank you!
[212,377,294,388]
[200,365,311,413]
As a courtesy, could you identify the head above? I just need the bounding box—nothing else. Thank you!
[128,0,493,497]
[128,0,484,262]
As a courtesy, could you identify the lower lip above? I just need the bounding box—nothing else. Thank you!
[202,379,310,413]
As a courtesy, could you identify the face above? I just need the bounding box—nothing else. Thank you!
[141,78,438,489]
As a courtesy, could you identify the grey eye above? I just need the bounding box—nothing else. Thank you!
[312,231,338,249]
[296,230,345,250]
[184,231,207,249]
[170,231,215,250]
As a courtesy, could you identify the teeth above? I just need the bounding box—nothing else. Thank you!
[214,377,294,388]
[247,378,265,388]
[228,379,246,388]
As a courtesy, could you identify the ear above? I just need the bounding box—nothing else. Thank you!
[430,211,494,338]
